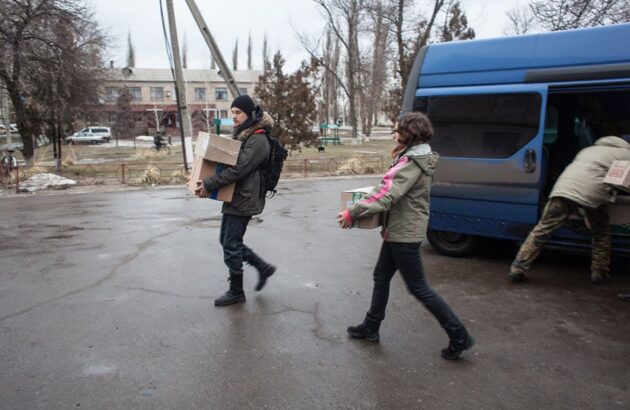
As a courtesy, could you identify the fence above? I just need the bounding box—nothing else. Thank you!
[0,155,385,193]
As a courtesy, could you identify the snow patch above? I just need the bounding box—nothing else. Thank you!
[18,173,77,192]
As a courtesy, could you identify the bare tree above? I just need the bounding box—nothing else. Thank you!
[504,5,536,35]
[0,0,108,164]
[127,30,135,67]
[530,0,630,31]
[311,0,365,140]
[247,31,253,70]
[232,38,239,70]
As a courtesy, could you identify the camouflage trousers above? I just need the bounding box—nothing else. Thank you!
[511,197,610,276]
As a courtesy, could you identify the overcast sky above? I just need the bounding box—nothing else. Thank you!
[92,0,531,72]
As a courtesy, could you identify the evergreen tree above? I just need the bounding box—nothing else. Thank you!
[127,30,135,67]
[232,39,238,70]
[439,2,476,42]
[255,52,319,150]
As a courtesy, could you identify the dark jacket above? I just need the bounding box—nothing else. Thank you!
[202,112,273,216]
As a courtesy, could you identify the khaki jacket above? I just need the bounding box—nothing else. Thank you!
[550,136,630,208]
[348,144,438,243]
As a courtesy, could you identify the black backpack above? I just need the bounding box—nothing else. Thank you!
[260,133,288,198]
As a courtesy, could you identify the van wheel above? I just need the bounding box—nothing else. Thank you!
[427,229,479,257]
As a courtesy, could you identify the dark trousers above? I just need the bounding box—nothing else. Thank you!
[366,241,465,339]
[219,213,268,275]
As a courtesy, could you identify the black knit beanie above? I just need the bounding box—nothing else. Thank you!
[230,95,255,118]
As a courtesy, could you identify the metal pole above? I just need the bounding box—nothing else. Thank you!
[184,0,241,99]
[165,0,190,170]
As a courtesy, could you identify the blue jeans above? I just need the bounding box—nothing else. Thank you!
[366,241,465,339]
[219,214,268,275]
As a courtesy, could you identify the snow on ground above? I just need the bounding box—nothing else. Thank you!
[18,173,77,192]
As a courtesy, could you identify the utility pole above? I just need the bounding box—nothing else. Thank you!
[165,0,190,169]
[184,0,240,99]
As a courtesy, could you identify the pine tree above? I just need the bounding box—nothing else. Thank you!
[232,39,238,70]
[247,31,253,70]
[127,31,135,68]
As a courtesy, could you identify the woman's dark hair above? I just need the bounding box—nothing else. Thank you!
[395,112,433,146]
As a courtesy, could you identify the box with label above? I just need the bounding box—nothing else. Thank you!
[340,187,381,229]
[187,155,235,202]
[604,160,630,193]
[194,132,241,165]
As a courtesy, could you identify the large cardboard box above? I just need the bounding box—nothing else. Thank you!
[340,187,381,229]
[604,160,630,194]
[187,155,235,202]
[194,132,241,165]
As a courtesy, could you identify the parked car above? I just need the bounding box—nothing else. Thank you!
[65,131,108,144]
[0,123,19,134]
[75,126,111,142]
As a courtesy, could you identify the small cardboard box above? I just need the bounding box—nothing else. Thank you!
[194,132,241,165]
[604,160,630,193]
[340,187,381,229]
[187,155,235,202]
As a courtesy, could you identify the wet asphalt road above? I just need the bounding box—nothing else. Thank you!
[1,177,629,409]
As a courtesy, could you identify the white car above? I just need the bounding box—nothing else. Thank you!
[65,131,109,144]
[76,126,111,142]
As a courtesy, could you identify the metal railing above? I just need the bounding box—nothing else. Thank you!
[0,155,385,193]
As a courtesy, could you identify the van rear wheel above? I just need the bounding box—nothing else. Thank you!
[427,229,479,257]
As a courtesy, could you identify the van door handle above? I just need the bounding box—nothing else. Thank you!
[524,149,536,173]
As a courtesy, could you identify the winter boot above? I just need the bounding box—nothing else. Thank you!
[255,264,276,292]
[214,273,246,306]
[347,318,380,342]
[441,330,475,360]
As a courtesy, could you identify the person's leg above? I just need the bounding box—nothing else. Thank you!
[391,242,474,359]
[510,197,576,281]
[347,241,397,342]
[584,205,611,284]
[215,213,251,306]
[242,244,276,292]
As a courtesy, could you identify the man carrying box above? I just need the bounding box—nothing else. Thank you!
[196,95,276,306]
[509,135,630,284]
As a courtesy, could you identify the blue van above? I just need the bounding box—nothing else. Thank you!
[401,23,630,256]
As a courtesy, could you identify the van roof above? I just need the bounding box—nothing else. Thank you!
[416,23,630,89]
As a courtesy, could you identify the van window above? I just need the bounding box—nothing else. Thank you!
[416,93,542,158]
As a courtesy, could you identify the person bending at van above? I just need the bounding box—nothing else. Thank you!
[337,112,474,360]
[509,136,630,284]
[196,95,276,306]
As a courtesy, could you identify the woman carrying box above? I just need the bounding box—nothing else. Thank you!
[337,111,474,360]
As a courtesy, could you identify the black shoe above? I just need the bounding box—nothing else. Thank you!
[214,290,246,306]
[255,264,276,292]
[508,271,527,282]
[441,335,475,360]
[347,323,380,342]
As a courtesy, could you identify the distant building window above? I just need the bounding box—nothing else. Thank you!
[105,87,120,101]
[215,88,228,100]
[129,87,142,101]
[150,87,164,101]
[239,88,248,95]
[195,87,207,101]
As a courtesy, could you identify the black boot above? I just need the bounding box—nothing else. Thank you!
[245,251,276,292]
[347,318,380,342]
[255,264,276,292]
[214,273,246,306]
[441,329,475,360]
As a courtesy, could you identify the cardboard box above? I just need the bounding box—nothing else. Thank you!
[340,187,381,229]
[187,155,235,202]
[194,132,241,165]
[604,160,630,193]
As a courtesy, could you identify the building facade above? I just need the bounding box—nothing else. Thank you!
[99,67,262,137]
